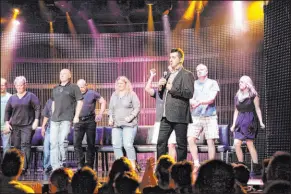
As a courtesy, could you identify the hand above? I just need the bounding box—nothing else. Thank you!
[191,100,201,109]
[108,118,114,126]
[230,125,235,132]
[125,116,131,123]
[158,78,167,87]
[145,157,155,171]
[166,83,172,91]
[5,122,12,132]
[150,69,156,77]
[260,123,265,129]
[41,127,46,137]
[73,117,79,124]
[32,120,39,130]
[2,128,11,135]
[95,114,103,122]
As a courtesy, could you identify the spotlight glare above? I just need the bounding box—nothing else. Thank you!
[13,20,20,25]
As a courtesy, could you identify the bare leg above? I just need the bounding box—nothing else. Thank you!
[207,139,216,160]
[234,139,244,162]
[168,143,177,161]
[246,140,258,163]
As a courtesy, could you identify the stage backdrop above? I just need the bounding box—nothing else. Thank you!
[264,0,291,156]
[1,20,266,160]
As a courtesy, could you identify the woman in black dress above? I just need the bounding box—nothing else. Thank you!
[230,75,265,174]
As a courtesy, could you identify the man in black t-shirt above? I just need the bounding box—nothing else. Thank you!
[50,69,83,170]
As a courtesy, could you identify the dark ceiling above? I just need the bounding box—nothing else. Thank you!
[1,0,230,33]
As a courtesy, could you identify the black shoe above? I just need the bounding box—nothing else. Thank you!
[253,163,262,175]
[21,168,28,175]
[44,166,52,174]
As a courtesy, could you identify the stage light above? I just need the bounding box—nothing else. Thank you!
[232,1,245,31]
[14,8,20,14]
[145,0,156,6]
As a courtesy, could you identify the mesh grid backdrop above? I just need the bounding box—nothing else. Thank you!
[264,0,291,156]
[1,20,266,161]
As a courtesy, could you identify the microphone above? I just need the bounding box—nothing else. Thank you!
[163,71,168,78]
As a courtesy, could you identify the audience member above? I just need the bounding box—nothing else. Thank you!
[0,148,34,193]
[113,171,139,194]
[50,167,73,194]
[263,180,291,194]
[71,166,98,194]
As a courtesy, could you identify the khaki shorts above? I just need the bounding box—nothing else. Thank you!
[187,116,219,140]
[150,122,177,144]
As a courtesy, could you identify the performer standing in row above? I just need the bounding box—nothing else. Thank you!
[187,64,220,170]
[1,78,12,156]
[108,76,140,170]
[145,67,177,160]
[41,98,53,173]
[4,76,41,174]
[50,69,83,170]
[74,79,106,169]
[157,48,195,162]
[230,75,265,175]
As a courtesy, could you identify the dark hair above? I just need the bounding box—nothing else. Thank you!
[233,165,250,185]
[170,48,184,61]
[267,152,291,182]
[114,171,139,194]
[170,160,193,187]
[108,157,133,184]
[50,168,72,192]
[71,167,98,194]
[1,148,24,177]
[155,155,175,187]
[263,180,291,194]
[195,160,235,194]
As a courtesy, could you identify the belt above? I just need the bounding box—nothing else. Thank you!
[79,115,95,121]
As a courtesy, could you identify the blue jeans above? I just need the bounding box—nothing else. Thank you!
[43,127,51,170]
[50,121,71,170]
[1,132,11,157]
[112,126,137,160]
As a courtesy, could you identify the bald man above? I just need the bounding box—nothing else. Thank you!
[74,79,106,169]
[187,64,220,170]
[50,69,83,170]
[1,78,12,156]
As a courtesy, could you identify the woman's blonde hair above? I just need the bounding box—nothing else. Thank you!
[236,75,258,97]
[115,76,133,93]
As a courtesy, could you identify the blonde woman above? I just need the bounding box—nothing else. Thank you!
[230,75,265,175]
[108,76,140,170]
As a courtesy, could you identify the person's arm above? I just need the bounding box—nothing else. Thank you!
[140,157,158,191]
[41,117,49,137]
[73,85,84,123]
[230,108,239,132]
[108,94,115,126]
[74,100,83,123]
[254,96,265,128]
[145,71,156,96]
[31,94,41,130]
[95,96,106,121]
[125,92,140,122]
[168,71,194,99]
[4,97,13,132]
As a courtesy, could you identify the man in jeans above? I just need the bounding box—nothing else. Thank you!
[41,98,52,173]
[51,69,83,170]
[1,78,12,156]
[74,79,106,169]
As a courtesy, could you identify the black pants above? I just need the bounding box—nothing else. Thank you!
[11,125,34,170]
[73,120,96,168]
[157,117,188,161]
